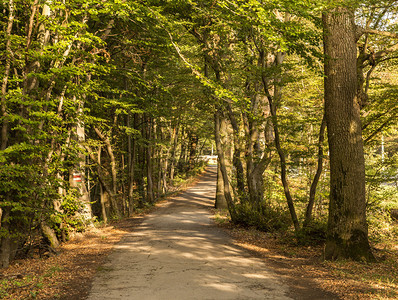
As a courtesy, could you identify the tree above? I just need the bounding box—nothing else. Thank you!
[323,7,375,261]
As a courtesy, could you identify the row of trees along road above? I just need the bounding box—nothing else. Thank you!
[1,0,397,267]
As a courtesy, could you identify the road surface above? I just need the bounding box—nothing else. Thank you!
[87,166,294,299]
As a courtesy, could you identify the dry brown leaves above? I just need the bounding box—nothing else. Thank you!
[216,220,398,300]
[0,217,142,300]
[0,174,204,300]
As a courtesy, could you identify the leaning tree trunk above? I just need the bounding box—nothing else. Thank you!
[304,115,326,228]
[262,52,300,233]
[323,8,374,261]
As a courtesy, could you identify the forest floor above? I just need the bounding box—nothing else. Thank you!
[0,167,397,299]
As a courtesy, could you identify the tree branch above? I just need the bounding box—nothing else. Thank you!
[375,43,398,60]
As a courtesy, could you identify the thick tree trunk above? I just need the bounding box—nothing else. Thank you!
[214,109,236,219]
[215,163,228,209]
[40,222,60,249]
[323,8,374,261]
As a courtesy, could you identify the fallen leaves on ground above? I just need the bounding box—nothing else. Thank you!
[212,213,398,300]
[0,173,204,300]
[1,198,396,299]
[0,220,137,300]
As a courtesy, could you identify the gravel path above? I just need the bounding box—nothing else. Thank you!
[87,165,292,300]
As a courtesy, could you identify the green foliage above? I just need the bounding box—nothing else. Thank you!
[234,201,292,232]
[0,0,397,268]
[298,219,327,245]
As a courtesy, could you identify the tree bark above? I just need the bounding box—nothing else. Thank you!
[85,145,119,218]
[168,121,179,183]
[99,178,108,224]
[214,113,229,209]
[323,8,374,261]
[214,109,236,219]
[146,116,154,204]
[127,114,137,215]
[304,115,326,227]
[188,133,198,171]
[1,0,14,151]
[226,104,245,195]
[94,127,117,198]
[74,98,92,221]
[0,206,12,268]
[215,162,228,209]
[98,147,108,223]
[261,53,300,233]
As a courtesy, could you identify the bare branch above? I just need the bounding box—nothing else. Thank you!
[375,43,398,60]
[363,28,398,38]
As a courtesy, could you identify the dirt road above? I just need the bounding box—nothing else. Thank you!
[87,166,293,299]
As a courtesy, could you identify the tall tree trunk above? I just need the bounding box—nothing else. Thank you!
[226,104,245,196]
[1,0,14,151]
[214,109,236,219]
[146,116,154,204]
[323,8,374,261]
[98,147,108,223]
[85,145,119,218]
[159,124,170,194]
[215,113,229,209]
[262,53,300,233]
[75,97,92,221]
[0,1,15,266]
[245,92,265,210]
[177,127,187,173]
[168,121,179,183]
[127,114,137,215]
[215,162,228,209]
[304,115,326,227]
[0,206,12,268]
[94,127,119,217]
[188,133,198,171]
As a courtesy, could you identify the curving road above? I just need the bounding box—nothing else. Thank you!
[87,165,292,299]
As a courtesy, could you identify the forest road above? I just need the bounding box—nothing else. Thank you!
[87,165,328,300]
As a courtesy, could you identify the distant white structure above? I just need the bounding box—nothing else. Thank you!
[199,155,218,165]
